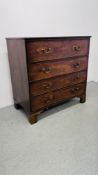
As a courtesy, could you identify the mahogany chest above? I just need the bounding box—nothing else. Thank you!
[7,37,91,124]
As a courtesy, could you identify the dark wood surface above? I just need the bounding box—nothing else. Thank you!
[28,57,88,81]
[6,36,91,124]
[30,71,87,96]
[6,39,30,114]
[26,39,89,62]
[7,36,91,39]
[31,83,86,112]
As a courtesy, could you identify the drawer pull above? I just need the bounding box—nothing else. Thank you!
[45,48,52,54]
[41,67,52,73]
[43,82,52,89]
[45,94,54,103]
[73,63,80,68]
[73,45,81,51]
[37,48,52,54]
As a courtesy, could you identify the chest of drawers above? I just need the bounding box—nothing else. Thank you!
[7,37,91,124]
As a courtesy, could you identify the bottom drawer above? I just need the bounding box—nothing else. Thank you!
[31,83,86,112]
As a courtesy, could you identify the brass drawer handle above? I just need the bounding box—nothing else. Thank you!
[36,47,52,54]
[73,63,80,68]
[45,94,54,103]
[41,67,52,73]
[43,82,52,89]
[73,45,81,51]
[45,48,52,54]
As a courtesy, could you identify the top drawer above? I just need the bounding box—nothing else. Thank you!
[26,38,89,63]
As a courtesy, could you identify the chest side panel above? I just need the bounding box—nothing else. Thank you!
[7,39,30,114]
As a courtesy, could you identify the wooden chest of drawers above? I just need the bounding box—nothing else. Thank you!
[7,37,91,124]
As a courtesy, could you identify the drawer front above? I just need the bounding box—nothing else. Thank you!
[28,57,88,81]
[30,71,87,96]
[26,39,89,62]
[31,83,86,111]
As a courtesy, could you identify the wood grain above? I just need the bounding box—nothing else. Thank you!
[6,39,30,114]
[30,71,87,96]
[26,39,89,62]
[31,83,86,112]
[6,37,90,124]
[28,57,88,81]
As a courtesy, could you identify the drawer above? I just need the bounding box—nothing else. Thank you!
[28,57,88,81]
[30,71,87,96]
[26,39,89,62]
[31,83,86,111]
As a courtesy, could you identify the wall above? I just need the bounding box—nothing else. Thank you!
[0,0,98,108]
